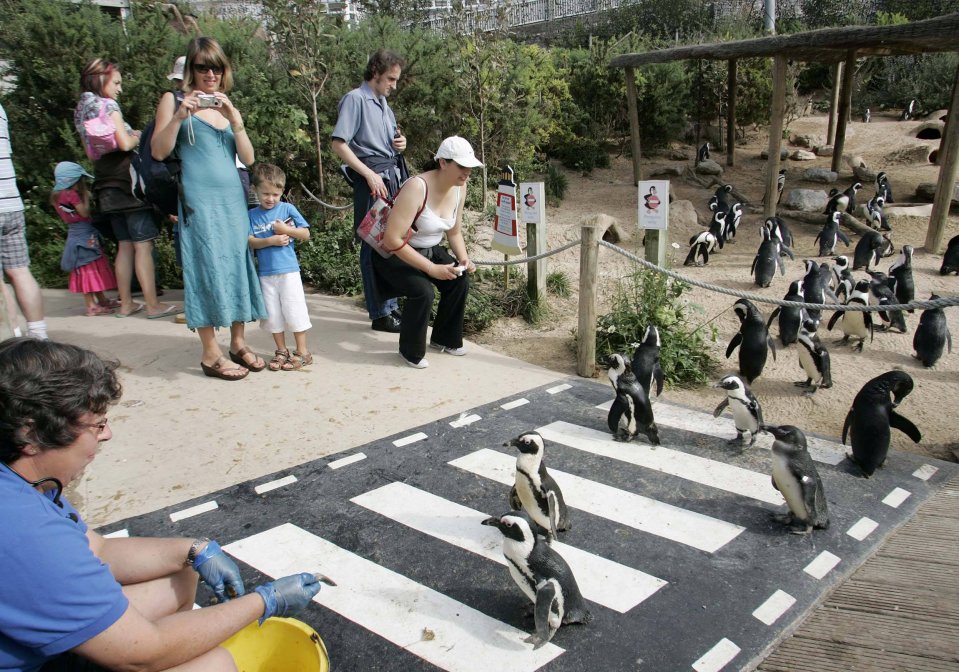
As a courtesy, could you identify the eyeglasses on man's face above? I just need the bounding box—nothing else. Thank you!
[194,64,224,75]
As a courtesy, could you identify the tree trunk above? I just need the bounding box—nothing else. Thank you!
[311,93,324,196]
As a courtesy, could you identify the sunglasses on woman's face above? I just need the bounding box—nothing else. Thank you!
[194,64,224,75]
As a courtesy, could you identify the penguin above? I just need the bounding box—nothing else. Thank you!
[801,259,836,326]
[823,188,849,215]
[843,371,921,478]
[505,432,571,539]
[852,231,894,270]
[913,294,952,367]
[827,279,874,351]
[707,210,728,250]
[940,234,959,275]
[697,141,710,163]
[887,244,915,312]
[631,325,664,399]
[607,360,660,445]
[762,169,786,206]
[831,256,854,302]
[814,211,851,256]
[876,171,894,203]
[862,108,871,123]
[726,202,743,243]
[482,511,591,649]
[794,318,832,394]
[605,353,627,392]
[865,193,889,231]
[726,298,776,383]
[764,216,793,253]
[867,270,907,333]
[842,181,863,214]
[709,184,735,214]
[713,374,763,447]
[751,226,787,288]
[685,230,718,267]
[899,98,916,121]
[766,279,805,346]
[763,424,830,534]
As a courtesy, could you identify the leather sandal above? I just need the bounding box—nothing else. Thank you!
[201,356,249,381]
[269,349,290,371]
[229,346,266,372]
[284,351,313,371]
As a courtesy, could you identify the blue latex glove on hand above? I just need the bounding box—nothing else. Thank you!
[254,573,324,625]
[192,540,245,602]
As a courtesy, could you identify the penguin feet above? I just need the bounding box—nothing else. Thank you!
[801,388,819,397]
[772,512,793,525]
[793,380,812,388]
[788,524,814,536]
[726,437,745,447]
[854,342,865,353]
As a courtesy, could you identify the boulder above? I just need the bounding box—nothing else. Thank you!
[916,182,959,205]
[791,150,817,161]
[814,145,834,157]
[803,168,838,183]
[885,203,933,218]
[790,133,825,148]
[649,165,683,177]
[666,148,690,161]
[695,159,724,175]
[760,148,790,160]
[853,165,879,182]
[668,199,701,230]
[885,144,934,164]
[781,189,828,212]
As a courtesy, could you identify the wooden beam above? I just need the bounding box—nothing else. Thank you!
[577,214,613,378]
[831,51,856,174]
[936,65,958,167]
[826,62,842,146]
[726,58,737,167]
[624,67,642,184]
[765,55,787,219]
[925,61,959,253]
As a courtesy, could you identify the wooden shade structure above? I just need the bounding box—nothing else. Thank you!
[610,12,959,252]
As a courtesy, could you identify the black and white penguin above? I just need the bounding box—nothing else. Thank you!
[766,279,805,346]
[888,244,915,312]
[684,230,718,267]
[842,181,863,214]
[764,216,794,253]
[505,432,571,539]
[762,169,787,206]
[814,211,851,256]
[707,210,728,250]
[831,256,854,302]
[726,298,776,383]
[913,294,952,367]
[865,194,889,231]
[827,279,874,351]
[709,184,736,213]
[794,318,832,394]
[713,374,763,447]
[482,511,592,649]
[867,270,908,333]
[823,188,849,216]
[862,108,871,123]
[605,353,627,392]
[899,98,916,121]
[802,259,837,326]
[751,226,787,288]
[697,141,710,163]
[940,234,959,275]
[726,202,743,243]
[763,424,830,534]
[843,371,921,478]
[607,361,660,445]
[853,231,894,271]
[876,171,894,204]
[631,326,664,399]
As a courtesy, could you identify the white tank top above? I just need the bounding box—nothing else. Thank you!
[408,177,460,249]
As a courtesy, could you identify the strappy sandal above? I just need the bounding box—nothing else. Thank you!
[229,346,266,372]
[200,356,249,381]
[269,349,290,372]
[283,351,313,371]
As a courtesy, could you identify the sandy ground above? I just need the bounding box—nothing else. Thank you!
[472,110,958,462]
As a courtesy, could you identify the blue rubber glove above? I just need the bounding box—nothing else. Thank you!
[253,573,323,625]
[192,540,245,602]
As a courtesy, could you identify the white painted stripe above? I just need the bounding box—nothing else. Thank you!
[254,474,298,494]
[804,550,841,579]
[597,400,846,465]
[546,384,572,394]
[692,638,741,672]
[328,453,367,470]
[752,590,796,626]
[394,432,428,447]
[450,414,482,428]
[103,529,129,539]
[537,421,784,505]
[224,524,564,672]
[351,482,667,613]
[501,398,530,410]
[882,487,911,508]
[846,517,879,541]
[912,464,939,481]
[449,449,744,553]
[169,500,218,522]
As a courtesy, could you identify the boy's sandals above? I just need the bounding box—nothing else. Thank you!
[269,349,291,371]
[85,305,115,317]
[269,349,313,371]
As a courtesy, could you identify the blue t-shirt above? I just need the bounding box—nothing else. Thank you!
[248,202,310,277]
[0,465,128,672]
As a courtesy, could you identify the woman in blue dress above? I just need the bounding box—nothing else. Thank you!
[152,37,267,380]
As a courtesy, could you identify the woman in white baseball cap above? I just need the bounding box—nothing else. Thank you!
[372,136,482,368]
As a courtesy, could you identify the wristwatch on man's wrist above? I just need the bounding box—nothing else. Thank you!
[186,537,210,566]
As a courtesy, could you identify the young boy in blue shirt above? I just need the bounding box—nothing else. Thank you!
[248,163,313,370]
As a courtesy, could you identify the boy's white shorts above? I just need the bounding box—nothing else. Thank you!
[258,272,312,334]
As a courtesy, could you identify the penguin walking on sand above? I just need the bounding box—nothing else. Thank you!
[726,202,743,243]
[862,108,871,123]
[685,230,718,267]
[766,279,805,346]
[697,141,710,164]
[831,256,855,302]
[865,194,889,231]
[899,98,916,121]
[765,216,793,253]
[707,210,728,250]
[876,171,894,203]
[888,244,915,311]
[505,432,571,539]
[823,188,849,215]
[814,211,851,256]
[751,226,788,288]
[843,371,921,477]
[867,270,908,333]
[802,259,836,327]
[764,424,830,534]
[762,169,787,206]
[709,184,736,214]
[607,360,660,445]
[853,231,894,270]
[631,326,664,399]
[913,295,952,367]
[713,374,763,447]
[794,318,832,394]
[726,298,777,383]
[827,279,874,351]
[940,234,959,275]
[842,181,863,214]
[482,511,591,649]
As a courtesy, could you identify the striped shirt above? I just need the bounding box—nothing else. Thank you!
[0,103,24,214]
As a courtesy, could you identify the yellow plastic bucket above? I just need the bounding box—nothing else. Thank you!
[222,617,330,672]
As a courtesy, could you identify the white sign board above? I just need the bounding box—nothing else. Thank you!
[638,180,669,231]
[519,182,545,225]
[492,179,522,255]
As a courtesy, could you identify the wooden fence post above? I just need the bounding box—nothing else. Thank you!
[726,58,737,167]
[577,214,613,378]
[764,56,787,219]
[831,51,856,174]
[925,61,959,253]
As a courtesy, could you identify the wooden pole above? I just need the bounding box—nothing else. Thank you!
[925,61,959,253]
[726,58,737,167]
[526,220,546,304]
[826,62,842,146]
[936,63,958,167]
[624,67,642,184]
[764,55,787,219]
[577,214,613,378]
[831,51,856,174]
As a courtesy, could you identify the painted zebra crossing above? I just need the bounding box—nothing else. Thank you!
[102,379,954,672]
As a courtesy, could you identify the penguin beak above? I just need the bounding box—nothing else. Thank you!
[503,439,517,448]
[759,425,773,435]
[481,516,501,528]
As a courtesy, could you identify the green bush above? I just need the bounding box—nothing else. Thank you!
[596,269,717,388]
[297,212,362,295]
[545,164,569,203]
[546,271,571,298]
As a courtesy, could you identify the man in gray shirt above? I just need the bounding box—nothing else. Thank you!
[332,48,408,334]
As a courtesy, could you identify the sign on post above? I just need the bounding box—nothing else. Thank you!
[638,180,669,230]
[492,167,522,255]
[519,181,546,302]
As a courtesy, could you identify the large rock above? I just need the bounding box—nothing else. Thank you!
[885,144,934,164]
[668,199,701,230]
[886,203,933,218]
[803,168,838,183]
[695,159,724,175]
[790,133,825,148]
[791,150,817,161]
[782,188,828,212]
[649,165,683,177]
[666,148,690,161]
[853,165,879,182]
[916,182,959,205]
[760,148,790,160]
[814,145,834,157]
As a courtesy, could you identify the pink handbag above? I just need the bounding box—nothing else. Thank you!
[356,178,427,258]
[83,98,118,161]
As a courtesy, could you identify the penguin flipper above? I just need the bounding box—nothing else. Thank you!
[889,411,922,443]
[713,398,729,418]
[529,579,561,650]
[838,230,851,246]
[726,333,742,359]
[865,313,874,342]
[607,395,627,434]
[782,244,795,261]
[767,307,780,327]
[827,311,842,331]
[768,336,777,361]
[702,247,710,265]
[546,490,560,539]
[750,256,758,277]
[776,253,786,276]
[751,399,764,427]
[842,408,853,445]
[653,367,664,397]
[508,486,521,511]
[948,330,953,354]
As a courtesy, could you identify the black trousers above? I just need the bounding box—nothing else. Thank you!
[372,245,469,362]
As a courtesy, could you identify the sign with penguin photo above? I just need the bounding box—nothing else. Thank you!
[519,182,544,226]
[493,166,523,255]
[638,179,669,230]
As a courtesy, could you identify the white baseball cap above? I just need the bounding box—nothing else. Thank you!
[434,136,483,168]
[167,56,186,81]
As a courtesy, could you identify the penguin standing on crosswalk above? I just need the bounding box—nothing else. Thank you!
[827,279,874,352]
[482,511,592,649]
[766,279,805,346]
[713,374,763,447]
[607,360,660,445]
[913,294,952,367]
[843,371,921,478]
[763,424,830,534]
[505,432,571,540]
[794,318,832,394]
[631,326,664,399]
[726,299,776,383]
[606,353,627,391]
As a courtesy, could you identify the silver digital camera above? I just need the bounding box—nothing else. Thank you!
[197,94,221,108]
